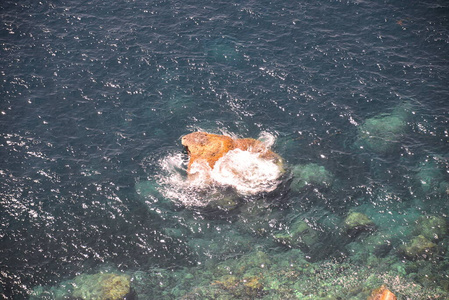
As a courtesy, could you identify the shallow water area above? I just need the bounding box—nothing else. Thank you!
[1,0,449,299]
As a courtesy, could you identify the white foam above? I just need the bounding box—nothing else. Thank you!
[258,131,277,148]
[155,133,282,206]
[160,152,186,174]
[210,149,281,195]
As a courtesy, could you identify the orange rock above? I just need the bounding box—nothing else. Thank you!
[181,132,282,173]
[181,132,234,172]
[367,285,397,300]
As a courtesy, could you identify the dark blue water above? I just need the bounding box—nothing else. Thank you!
[1,0,448,299]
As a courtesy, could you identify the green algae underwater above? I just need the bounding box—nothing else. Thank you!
[30,103,449,299]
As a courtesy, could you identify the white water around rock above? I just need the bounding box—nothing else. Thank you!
[210,149,282,195]
[157,133,282,206]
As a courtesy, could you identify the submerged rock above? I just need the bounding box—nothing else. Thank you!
[415,158,444,193]
[205,38,243,65]
[175,246,449,299]
[348,232,395,260]
[343,212,375,236]
[440,181,449,195]
[290,163,333,192]
[399,235,437,260]
[72,273,132,300]
[211,274,265,298]
[30,282,73,300]
[274,219,320,251]
[414,215,447,242]
[355,102,411,155]
[356,114,406,154]
[205,191,240,212]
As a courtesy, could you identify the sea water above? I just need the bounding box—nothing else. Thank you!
[1,0,448,299]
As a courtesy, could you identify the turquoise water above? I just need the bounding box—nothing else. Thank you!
[1,0,448,299]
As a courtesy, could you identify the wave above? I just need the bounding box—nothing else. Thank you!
[155,132,282,207]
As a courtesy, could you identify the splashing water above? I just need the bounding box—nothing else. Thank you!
[211,148,282,194]
[156,133,282,206]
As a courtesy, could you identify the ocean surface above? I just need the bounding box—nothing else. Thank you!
[1,0,448,299]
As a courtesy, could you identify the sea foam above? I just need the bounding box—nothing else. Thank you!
[157,133,282,206]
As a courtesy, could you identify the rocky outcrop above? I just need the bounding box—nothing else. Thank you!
[367,285,397,300]
[181,132,283,174]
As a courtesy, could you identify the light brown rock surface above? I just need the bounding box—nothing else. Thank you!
[367,285,397,300]
[181,132,282,174]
